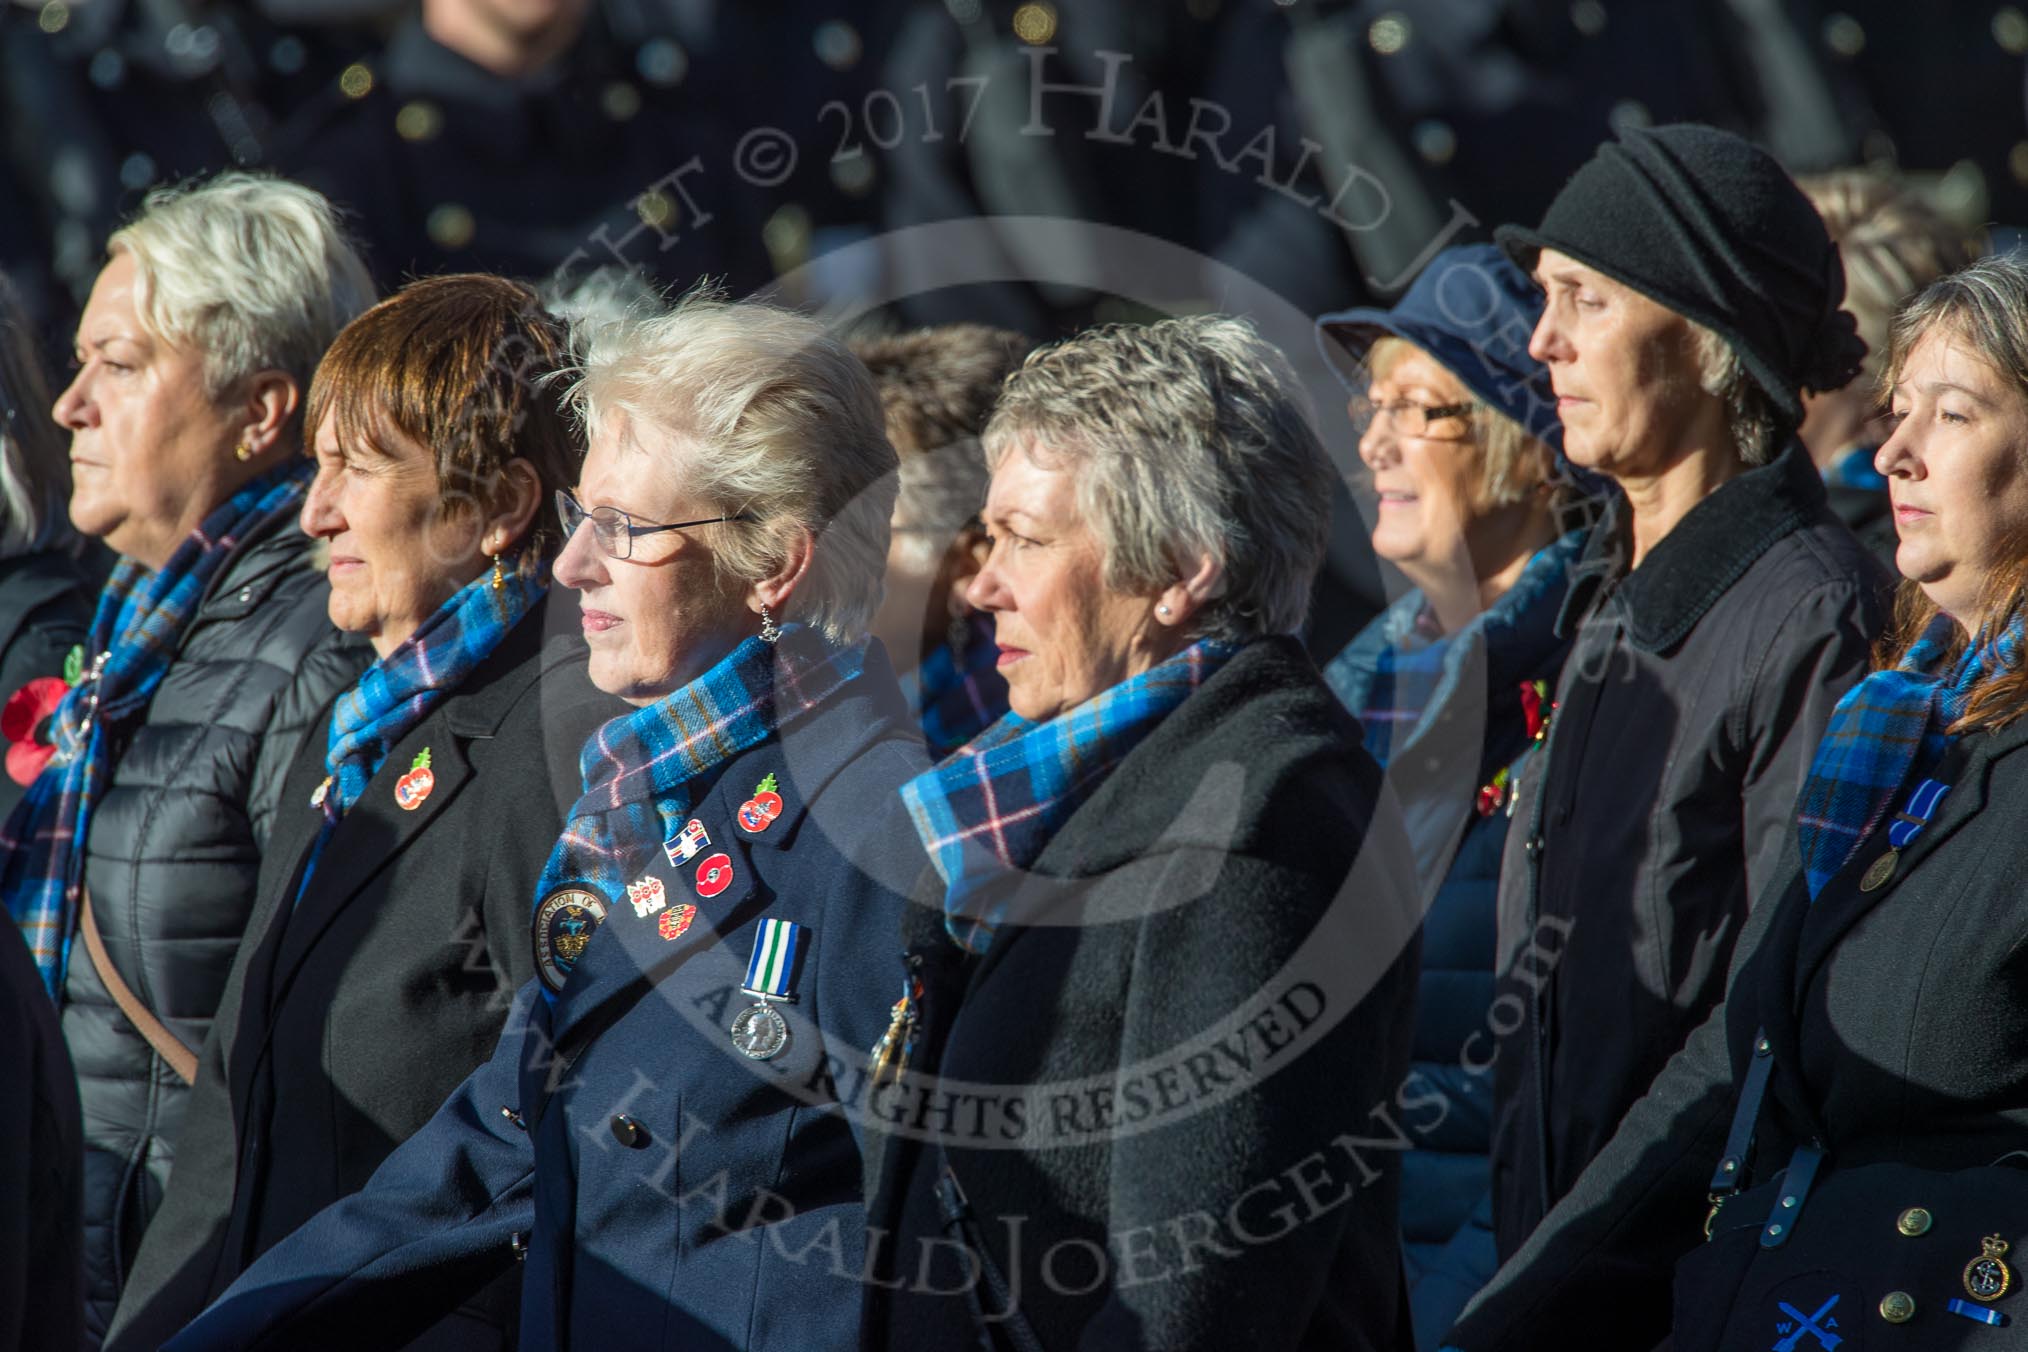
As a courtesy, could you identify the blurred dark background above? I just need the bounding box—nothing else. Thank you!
[3,0,2019,646]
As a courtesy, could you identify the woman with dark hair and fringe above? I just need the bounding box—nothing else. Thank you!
[106,273,622,1352]
[0,271,95,821]
[1449,250,2028,1350]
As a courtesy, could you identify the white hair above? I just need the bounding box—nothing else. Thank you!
[567,292,897,644]
[983,315,1333,642]
[109,172,376,413]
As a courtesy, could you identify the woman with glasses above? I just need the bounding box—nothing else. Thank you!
[1314,244,1587,1350]
[108,273,623,1352]
[165,293,929,1352]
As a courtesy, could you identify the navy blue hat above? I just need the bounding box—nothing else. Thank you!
[1315,243,1562,455]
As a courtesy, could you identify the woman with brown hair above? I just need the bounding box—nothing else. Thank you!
[104,273,622,1352]
[1445,250,2028,1350]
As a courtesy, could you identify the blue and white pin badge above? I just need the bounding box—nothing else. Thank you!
[728,917,804,1060]
[665,818,710,867]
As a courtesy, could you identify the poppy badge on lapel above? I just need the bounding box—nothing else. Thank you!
[394,749,435,810]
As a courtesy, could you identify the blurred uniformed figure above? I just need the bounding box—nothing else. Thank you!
[270,0,771,293]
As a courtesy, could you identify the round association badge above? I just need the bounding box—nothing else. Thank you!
[532,886,608,993]
[695,852,735,898]
[1965,1235,2015,1302]
[729,1001,790,1059]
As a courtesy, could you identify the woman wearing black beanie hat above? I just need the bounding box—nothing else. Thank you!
[1473,123,1892,1285]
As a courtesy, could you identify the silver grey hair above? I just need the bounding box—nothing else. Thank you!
[567,291,898,644]
[109,172,375,417]
[1690,324,1780,466]
[1883,252,2028,408]
[0,275,75,557]
[983,314,1333,641]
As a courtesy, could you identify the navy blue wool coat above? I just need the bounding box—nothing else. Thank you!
[163,659,930,1352]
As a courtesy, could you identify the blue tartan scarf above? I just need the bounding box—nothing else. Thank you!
[294,560,547,902]
[901,637,1238,953]
[913,616,1009,759]
[533,624,865,924]
[1327,531,1582,775]
[2,465,309,997]
[1795,611,2021,898]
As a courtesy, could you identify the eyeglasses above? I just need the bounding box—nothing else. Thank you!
[1349,394,1478,441]
[555,489,753,560]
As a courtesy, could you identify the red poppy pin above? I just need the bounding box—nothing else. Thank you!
[695,853,735,898]
[394,748,436,811]
[737,772,784,834]
[2,677,70,786]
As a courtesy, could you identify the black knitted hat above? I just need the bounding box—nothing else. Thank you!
[1495,123,1866,431]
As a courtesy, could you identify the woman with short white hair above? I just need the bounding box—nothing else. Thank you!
[0,171,374,1343]
[166,293,938,1352]
[862,315,1422,1351]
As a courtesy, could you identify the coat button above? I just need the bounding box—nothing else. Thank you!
[610,1113,646,1148]
[1898,1207,1932,1237]
[1880,1291,1916,1323]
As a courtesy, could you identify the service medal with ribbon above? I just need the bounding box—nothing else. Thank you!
[730,916,803,1060]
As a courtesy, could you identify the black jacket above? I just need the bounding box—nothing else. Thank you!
[1451,712,2028,1349]
[58,509,369,1343]
[863,636,1424,1352]
[0,548,94,821]
[106,599,625,1352]
[1490,445,1890,1260]
[0,917,83,1352]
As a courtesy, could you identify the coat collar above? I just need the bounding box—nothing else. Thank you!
[525,648,912,1069]
[254,602,562,1012]
[1784,715,2028,1010]
[1558,442,1829,653]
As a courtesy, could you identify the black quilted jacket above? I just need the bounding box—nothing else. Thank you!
[56,507,368,1346]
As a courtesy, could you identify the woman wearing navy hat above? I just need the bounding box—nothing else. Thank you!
[1316,243,1590,1350]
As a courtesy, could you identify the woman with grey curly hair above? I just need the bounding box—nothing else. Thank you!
[863,314,1422,1351]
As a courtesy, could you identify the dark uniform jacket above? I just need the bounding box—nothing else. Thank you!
[863,636,1424,1352]
[1451,713,2028,1349]
[1491,444,1890,1261]
[0,919,83,1352]
[60,507,369,1343]
[0,547,93,821]
[107,601,624,1351]
[271,17,769,296]
[162,655,929,1352]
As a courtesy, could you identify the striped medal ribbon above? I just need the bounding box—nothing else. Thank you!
[729,917,804,1061]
